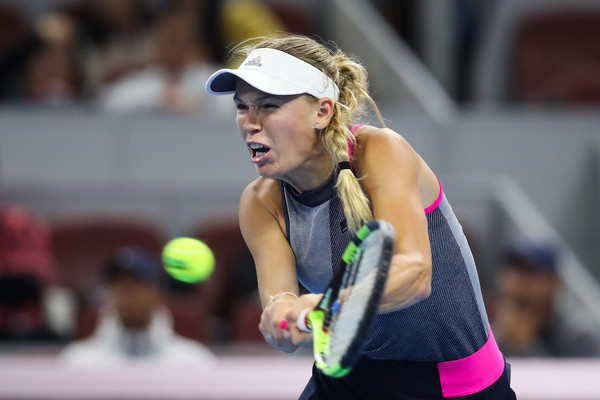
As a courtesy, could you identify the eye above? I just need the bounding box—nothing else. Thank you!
[235,102,248,111]
[261,103,278,111]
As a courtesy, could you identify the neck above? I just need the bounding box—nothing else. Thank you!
[283,158,335,193]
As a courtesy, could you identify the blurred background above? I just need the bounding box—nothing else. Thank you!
[0,0,599,398]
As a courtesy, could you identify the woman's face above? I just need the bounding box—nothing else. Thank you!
[234,80,332,191]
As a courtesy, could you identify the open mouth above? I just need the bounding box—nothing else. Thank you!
[248,143,271,159]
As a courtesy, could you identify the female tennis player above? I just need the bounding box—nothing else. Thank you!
[205,34,515,399]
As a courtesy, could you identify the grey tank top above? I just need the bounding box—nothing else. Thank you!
[280,170,490,362]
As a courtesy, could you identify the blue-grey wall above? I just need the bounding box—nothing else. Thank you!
[1,106,599,280]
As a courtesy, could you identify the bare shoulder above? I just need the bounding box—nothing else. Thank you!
[353,125,439,204]
[241,177,282,212]
[240,177,286,237]
[353,125,418,171]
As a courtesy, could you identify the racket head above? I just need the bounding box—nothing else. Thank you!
[308,219,395,377]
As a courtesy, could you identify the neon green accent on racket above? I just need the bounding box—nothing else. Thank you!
[296,220,395,378]
[342,224,372,263]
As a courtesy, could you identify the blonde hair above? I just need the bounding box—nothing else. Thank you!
[233,34,385,232]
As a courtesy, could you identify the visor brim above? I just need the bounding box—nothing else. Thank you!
[206,69,306,96]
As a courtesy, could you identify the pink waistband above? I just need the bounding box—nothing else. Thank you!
[424,177,443,214]
[437,328,505,398]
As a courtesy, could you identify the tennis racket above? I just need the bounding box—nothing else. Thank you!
[295,219,395,378]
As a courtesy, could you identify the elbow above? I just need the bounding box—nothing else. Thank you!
[413,259,432,302]
[381,255,432,312]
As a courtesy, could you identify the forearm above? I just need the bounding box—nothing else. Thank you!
[378,253,431,312]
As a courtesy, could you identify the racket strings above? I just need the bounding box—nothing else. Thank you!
[326,231,385,363]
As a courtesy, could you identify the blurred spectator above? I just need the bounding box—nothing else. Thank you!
[0,201,58,340]
[97,0,288,114]
[492,238,600,357]
[59,246,215,367]
[169,0,288,66]
[69,0,156,99]
[72,0,286,99]
[98,8,223,114]
[213,0,287,64]
[0,11,82,105]
[0,2,27,61]
[0,0,288,106]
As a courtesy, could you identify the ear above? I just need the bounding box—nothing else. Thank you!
[314,97,335,130]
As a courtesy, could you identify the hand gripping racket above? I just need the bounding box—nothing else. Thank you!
[296,219,395,378]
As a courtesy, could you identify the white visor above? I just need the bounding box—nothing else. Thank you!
[205,48,339,101]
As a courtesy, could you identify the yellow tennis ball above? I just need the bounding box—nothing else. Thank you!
[162,237,215,283]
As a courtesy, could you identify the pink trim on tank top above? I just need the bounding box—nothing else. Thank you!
[437,327,505,398]
[346,125,363,174]
[350,124,364,134]
[424,178,443,214]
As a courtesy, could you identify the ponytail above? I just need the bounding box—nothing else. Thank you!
[321,48,379,232]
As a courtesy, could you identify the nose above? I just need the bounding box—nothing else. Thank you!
[242,106,261,135]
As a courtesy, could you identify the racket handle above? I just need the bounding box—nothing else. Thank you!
[296,308,312,332]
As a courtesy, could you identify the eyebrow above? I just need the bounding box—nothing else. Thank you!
[233,94,279,104]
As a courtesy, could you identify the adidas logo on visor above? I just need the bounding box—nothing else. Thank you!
[244,56,262,68]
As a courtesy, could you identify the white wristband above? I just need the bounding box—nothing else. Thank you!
[296,308,312,332]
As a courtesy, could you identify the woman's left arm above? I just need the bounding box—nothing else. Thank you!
[355,127,434,312]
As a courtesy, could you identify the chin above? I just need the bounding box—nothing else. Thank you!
[255,165,281,179]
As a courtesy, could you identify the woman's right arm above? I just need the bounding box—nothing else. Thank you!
[238,178,300,352]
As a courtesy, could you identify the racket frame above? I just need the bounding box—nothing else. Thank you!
[304,219,395,377]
